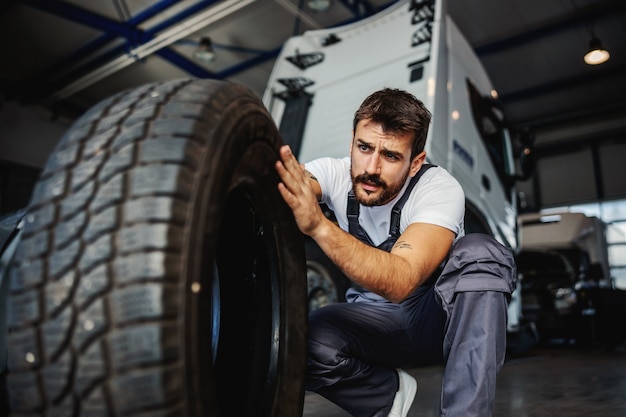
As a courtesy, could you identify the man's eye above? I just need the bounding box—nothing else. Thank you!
[385,153,399,160]
[359,144,370,151]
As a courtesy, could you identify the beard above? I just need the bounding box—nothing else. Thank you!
[351,169,409,207]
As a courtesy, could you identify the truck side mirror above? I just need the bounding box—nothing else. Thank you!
[514,127,536,181]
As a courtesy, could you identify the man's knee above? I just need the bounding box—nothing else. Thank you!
[307,315,346,368]
[436,233,517,305]
[453,233,515,266]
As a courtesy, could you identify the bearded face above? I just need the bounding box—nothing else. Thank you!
[351,169,409,207]
[349,119,423,207]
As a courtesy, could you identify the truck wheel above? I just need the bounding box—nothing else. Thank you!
[304,239,350,312]
[306,261,336,311]
[4,79,307,416]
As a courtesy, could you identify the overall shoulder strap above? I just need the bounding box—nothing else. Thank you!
[388,163,435,238]
[347,190,375,246]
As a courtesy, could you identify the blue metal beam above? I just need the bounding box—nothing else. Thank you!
[23,0,171,84]
[499,64,626,104]
[215,1,394,84]
[23,0,221,88]
[146,0,221,34]
[337,0,375,17]
[22,0,399,103]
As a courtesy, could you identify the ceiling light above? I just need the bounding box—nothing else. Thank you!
[584,36,610,65]
[306,0,333,12]
[193,37,216,63]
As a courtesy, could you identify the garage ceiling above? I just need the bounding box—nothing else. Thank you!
[1,0,625,208]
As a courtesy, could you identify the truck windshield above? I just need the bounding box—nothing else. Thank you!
[467,79,514,200]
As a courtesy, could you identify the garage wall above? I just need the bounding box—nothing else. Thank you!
[0,102,70,215]
[0,101,69,168]
[599,141,626,200]
[537,147,596,207]
[518,119,626,212]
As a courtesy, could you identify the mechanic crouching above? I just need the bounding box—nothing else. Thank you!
[275,88,517,417]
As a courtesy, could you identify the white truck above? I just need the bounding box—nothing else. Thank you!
[262,0,536,352]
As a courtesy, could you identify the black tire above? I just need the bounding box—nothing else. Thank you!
[4,79,307,416]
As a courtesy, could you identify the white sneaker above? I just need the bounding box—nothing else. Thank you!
[388,369,417,417]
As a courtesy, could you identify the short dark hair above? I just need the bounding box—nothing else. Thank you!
[353,88,431,158]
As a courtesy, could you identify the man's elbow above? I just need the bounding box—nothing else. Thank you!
[386,287,414,304]
[385,274,426,303]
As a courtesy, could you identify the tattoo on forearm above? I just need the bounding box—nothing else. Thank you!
[306,171,318,182]
[393,240,413,250]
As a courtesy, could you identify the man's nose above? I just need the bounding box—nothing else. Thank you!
[365,154,382,174]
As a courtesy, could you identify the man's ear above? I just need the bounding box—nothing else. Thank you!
[409,151,427,177]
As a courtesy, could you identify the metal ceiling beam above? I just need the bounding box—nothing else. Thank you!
[274,0,324,30]
[36,0,620,113]
[25,0,162,78]
[213,0,392,83]
[23,0,203,98]
[470,0,626,129]
[30,0,256,102]
[500,65,626,105]
[500,64,626,131]
[24,0,392,106]
[337,0,375,17]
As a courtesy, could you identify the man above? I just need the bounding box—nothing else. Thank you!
[275,88,516,417]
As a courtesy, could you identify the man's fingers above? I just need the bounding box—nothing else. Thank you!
[276,162,302,204]
[277,182,294,205]
[276,145,307,190]
[279,145,306,179]
[275,159,294,189]
[279,145,295,167]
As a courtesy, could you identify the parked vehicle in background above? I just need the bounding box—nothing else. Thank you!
[516,248,589,344]
[518,212,626,346]
[520,212,615,287]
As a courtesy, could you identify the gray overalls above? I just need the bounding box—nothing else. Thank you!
[305,165,517,417]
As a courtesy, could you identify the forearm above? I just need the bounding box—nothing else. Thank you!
[310,218,428,302]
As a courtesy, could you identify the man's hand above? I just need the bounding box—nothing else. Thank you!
[275,145,325,237]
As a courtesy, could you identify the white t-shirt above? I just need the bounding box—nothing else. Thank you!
[305,157,465,246]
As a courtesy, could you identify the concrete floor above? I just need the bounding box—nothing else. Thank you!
[303,344,626,417]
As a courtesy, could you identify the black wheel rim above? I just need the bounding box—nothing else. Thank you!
[213,183,281,415]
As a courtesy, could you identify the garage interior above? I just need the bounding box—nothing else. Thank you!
[1,1,626,416]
